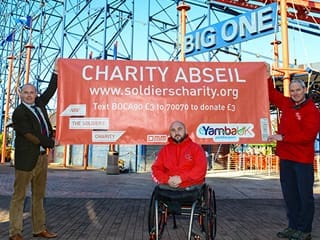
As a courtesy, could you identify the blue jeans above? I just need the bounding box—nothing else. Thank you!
[280,159,314,233]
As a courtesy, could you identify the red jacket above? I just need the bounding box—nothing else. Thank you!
[151,135,207,188]
[268,78,320,164]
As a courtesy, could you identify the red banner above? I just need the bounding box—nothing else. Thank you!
[56,59,271,144]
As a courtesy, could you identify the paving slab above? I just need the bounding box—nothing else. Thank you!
[1,164,320,240]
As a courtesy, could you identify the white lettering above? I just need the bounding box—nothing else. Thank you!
[184,3,276,56]
[175,67,188,83]
[82,65,169,82]
[82,65,93,80]
[258,6,273,31]
[175,67,246,83]
[221,20,238,42]
[239,13,257,38]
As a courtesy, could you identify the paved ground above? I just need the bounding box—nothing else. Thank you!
[1,164,320,240]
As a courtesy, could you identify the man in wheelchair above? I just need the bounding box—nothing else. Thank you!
[149,121,216,240]
[152,120,207,189]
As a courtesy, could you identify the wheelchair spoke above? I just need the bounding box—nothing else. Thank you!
[148,184,217,240]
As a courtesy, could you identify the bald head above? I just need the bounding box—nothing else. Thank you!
[19,83,38,105]
[169,121,187,143]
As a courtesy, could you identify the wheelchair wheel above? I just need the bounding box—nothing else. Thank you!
[202,185,217,240]
[148,190,166,239]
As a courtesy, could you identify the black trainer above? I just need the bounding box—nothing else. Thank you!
[289,230,312,240]
[277,228,296,238]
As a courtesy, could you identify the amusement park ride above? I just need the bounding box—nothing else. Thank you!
[0,0,319,164]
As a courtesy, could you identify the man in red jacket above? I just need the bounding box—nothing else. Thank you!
[268,77,320,240]
[151,121,207,189]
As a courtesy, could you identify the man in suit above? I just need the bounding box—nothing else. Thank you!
[9,65,58,240]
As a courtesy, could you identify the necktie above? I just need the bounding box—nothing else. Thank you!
[32,106,48,136]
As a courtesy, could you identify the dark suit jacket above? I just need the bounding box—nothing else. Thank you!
[12,73,57,171]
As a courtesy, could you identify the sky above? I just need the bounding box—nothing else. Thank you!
[133,1,320,70]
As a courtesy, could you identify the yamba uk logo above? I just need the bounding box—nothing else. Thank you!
[196,123,254,142]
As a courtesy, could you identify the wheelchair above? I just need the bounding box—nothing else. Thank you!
[148,183,217,240]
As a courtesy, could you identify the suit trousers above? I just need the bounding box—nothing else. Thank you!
[9,153,48,236]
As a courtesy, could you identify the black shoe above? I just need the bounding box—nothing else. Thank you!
[277,228,296,238]
[289,231,311,240]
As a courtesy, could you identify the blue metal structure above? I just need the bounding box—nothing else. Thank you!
[0,0,319,166]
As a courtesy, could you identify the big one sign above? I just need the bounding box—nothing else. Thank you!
[185,3,278,57]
